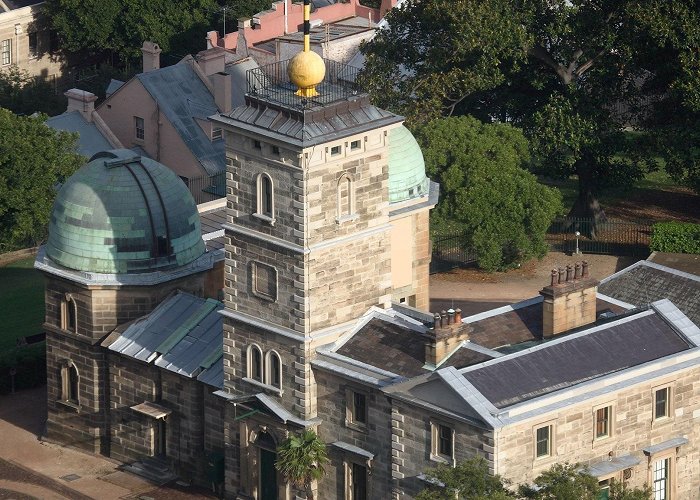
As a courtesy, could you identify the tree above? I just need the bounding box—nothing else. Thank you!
[42,0,218,65]
[608,479,651,500]
[416,457,516,500]
[0,65,66,116]
[518,463,599,500]
[416,116,563,271]
[275,430,329,500]
[0,109,84,252]
[360,0,660,226]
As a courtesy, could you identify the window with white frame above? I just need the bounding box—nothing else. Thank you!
[595,405,612,439]
[247,344,263,382]
[267,351,282,389]
[430,421,454,462]
[255,173,274,221]
[134,116,145,140]
[654,386,671,421]
[652,457,670,500]
[1,39,11,65]
[535,424,552,458]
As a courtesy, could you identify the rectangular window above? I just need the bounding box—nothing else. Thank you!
[431,421,454,461]
[251,261,277,301]
[272,145,280,155]
[438,424,452,457]
[350,139,361,151]
[28,32,38,57]
[536,425,551,458]
[353,392,367,424]
[598,479,610,500]
[212,127,222,140]
[134,116,145,140]
[1,39,11,65]
[595,406,611,439]
[652,458,669,500]
[350,462,367,500]
[330,145,342,156]
[253,139,261,150]
[654,387,669,420]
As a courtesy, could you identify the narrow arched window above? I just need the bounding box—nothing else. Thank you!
[336,174,354,222]
[256,173,274,221]
[68,365,79,403]
[248,344,263,382]
[267,351,282,389]
[61,294,77,333]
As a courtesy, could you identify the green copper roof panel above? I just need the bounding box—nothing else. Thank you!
[46,149,205,274]
[388,126,430,203]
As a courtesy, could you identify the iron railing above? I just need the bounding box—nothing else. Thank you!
[183,172,226,205]
[246,58,361,110]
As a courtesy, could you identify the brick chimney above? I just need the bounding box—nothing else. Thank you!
[142,41,162,73]
[425,309,468,367]
[540,261,599,338]
[211,72,232,114]
[64,89,97,122]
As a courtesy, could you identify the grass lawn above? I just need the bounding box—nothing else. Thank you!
[0,256,44,351]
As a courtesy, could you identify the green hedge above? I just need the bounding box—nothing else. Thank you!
[650,222,700,254]
[0,345,46,394]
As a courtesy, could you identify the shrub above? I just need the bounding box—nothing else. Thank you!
[650,222,700,254]
[0,345,46,394]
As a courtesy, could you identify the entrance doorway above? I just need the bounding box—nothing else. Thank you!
[257,431,278,500]
[155,419,166,457]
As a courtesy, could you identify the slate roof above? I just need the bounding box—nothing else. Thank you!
[108,292,223,387]
[45,111,113,157]
[200,204,226,252]
[599,260,700,325]
[136,62,224,176]
[463,310,691,409]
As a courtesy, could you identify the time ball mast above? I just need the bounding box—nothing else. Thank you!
[287,0,326,98]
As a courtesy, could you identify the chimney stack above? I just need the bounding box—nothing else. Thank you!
[212,72,232,114]
[142,41,162,73]
[197,47,226,76]
[64,89,97,122]
[540,261,598,338]
[425,308,468,367]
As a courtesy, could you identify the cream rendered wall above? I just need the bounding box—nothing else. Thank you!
[0,3,63,81]
[96,79,203,179]
[391,215,413,290]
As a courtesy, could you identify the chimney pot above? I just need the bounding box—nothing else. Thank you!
[558,267,566,284]
[550,269,558,286]
[447,309,455,325]
[141,41,162,73]
[566,265,573,282]
[574,262,581,279]
[454,308,462,323]
[440,310,447,328]
[582,261,589,277]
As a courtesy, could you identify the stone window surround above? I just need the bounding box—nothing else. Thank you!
[1,39,11,65]
[344,386,368,432]
[652,381,675,426]
[247,343,264,382]
[58,359,80,411]
[244,344,283,395]
[648,451,677,500]
[60,293,78,333]
[336,173,358,225]
[253,173,275,225]
[265,350,282,390]
[344,457,370,500]
[429,418,455,465]
[250,260,278,302]
[533,420,556,462]
[593,401,615,443]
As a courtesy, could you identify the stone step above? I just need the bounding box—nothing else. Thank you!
[121,457,177,484]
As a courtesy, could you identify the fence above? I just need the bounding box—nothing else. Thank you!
[184,172,226,205]
[430,217,653,273]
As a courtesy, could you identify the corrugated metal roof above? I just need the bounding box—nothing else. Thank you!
[109,293,223,383]
[137,63,225,176]
[45,111,113,157]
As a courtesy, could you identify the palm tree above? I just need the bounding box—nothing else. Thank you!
[275,430,329,500]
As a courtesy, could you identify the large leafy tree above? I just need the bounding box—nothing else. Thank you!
[416,457,516,500]
[276,430,329,500]
[416,116,563,271]
[519,463,599,500]
[360,0,661,225]
[0,109,84,251]
[43,0,218,65]
[0,66,66,116]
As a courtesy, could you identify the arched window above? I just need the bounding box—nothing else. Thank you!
[248,344,263,382]
[60,361,79,405]
[256,173,274,221]
[61,294,77,333]
[336,174,354,221]
[266,351,282,389]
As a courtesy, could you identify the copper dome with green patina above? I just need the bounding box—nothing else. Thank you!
[388,125,430,203]
[46,149,205,274]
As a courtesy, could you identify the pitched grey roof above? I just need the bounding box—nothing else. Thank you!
[45,111,112,157]
[106,79,125,97]
[108,292,223,386]
[599,260,700,325]
[137,63,224,176]
[463,310,691,409]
